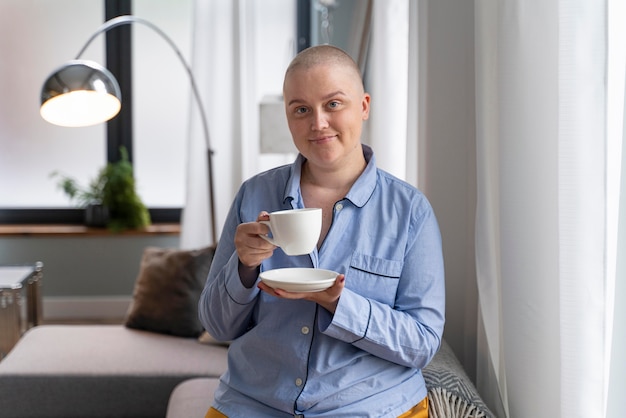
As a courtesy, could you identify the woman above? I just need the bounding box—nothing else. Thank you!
[199,45,445,418]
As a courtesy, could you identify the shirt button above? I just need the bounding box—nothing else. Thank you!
[295,378,303,387]
[301,326,310,335]
[335,203,344,211]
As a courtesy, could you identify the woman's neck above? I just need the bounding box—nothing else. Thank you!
[301,155,366,193]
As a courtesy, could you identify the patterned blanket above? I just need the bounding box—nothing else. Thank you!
[423,340,496,418]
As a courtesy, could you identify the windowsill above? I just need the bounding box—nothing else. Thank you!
[0,223,180,237]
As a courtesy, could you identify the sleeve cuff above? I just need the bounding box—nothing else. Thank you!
[224,252,260,305]
[320,288,371,343]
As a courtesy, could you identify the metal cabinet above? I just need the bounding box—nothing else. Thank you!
[0,263,43,359]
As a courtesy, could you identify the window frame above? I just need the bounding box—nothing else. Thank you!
[0,0,181,225]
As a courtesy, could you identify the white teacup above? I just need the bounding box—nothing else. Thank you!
[259,208,322,255]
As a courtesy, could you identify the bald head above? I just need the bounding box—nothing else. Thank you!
[283,45,364,93]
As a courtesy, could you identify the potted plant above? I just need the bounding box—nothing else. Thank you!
[51,168,109,227]
[51,146,151,231]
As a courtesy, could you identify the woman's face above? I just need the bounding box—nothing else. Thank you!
[283,63,370,172]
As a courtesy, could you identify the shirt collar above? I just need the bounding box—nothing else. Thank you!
[284,144,377,208]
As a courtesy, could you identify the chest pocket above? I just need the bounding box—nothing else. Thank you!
[346,252,404,306]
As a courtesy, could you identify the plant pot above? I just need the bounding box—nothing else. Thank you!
[84,204,109,227]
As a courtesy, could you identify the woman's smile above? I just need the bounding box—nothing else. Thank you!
[308,134,337,144]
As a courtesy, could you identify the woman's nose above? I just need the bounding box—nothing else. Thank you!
[310,110,329,131]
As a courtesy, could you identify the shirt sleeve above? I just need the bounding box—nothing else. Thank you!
[198,192,261,342]
[320,201,445,370]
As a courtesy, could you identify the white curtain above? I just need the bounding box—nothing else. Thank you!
[180,0,223,249]
[181,0,244,249]
[367,0,409,181]
[181,0,296,249]
[605,2,626,416]
[475,1,626,417]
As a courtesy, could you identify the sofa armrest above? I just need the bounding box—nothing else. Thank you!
[423,340,495,418]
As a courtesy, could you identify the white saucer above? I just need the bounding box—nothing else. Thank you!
[259,268,338,292]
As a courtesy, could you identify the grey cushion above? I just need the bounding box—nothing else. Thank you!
[0,325,228,418]
[166,377,220,418]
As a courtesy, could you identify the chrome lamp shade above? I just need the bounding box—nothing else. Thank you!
[40,60,122,127]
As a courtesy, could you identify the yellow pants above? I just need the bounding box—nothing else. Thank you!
[206,396,428,418]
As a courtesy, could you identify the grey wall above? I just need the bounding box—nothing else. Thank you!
[0,234,179,318]
[420,0,477,380]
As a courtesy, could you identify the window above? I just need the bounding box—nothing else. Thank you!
[0,0,191,224]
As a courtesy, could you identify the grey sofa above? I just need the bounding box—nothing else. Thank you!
[0,324,494,418]
[0,325,228,418]
[0,245,494,417]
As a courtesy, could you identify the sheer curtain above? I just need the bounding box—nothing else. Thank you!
[475,1,626,417]
[180,0,296,249]
[367,0,409,180]
[180,0,256,249]
[606,1,626,416]
[180,0,232,249]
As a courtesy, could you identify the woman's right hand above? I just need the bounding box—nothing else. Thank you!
[235,212,276,270]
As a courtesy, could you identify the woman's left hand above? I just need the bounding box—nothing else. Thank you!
[257,273,345,314]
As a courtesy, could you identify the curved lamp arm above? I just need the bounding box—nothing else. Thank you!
[76,15,213,154]
[42,15,217,244]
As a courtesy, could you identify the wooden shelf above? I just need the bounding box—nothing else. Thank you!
[0,223,180,237]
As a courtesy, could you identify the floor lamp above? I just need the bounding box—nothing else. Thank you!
[40,15,217,244]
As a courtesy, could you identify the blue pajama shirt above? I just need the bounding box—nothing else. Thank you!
[199,145,445,418]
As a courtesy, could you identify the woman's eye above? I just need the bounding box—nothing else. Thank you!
[295,107,308,115]
[328,101,340,109]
